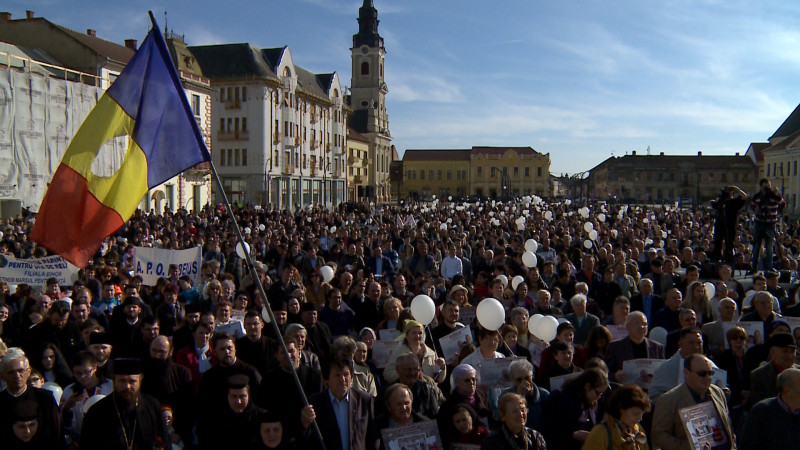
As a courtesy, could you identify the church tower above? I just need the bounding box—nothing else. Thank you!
[350,0,391,202]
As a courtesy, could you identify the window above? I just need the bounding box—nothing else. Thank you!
[429,170,434,180]
[525,167,530,177]
[795,161,798,176]
[234,87,239,101]
[477,166,482,176]
[234,149,240,166]
[767,164,771,176]
[219,118,224,132]
[514,167,519,177]
[220,149,226,166]
[241,86,247,101]
[191,94,200,116]
[537,167,542,176]
[361,61,369,75]
[220,88,226,101]
[421,171,425,180]
[438,170,443,180]
[242,149,247,166]
[234,118,239,132]
[227,118,232,132]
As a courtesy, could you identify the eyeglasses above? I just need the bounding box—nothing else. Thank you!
[693,370,715,377]
[514,376,533,383]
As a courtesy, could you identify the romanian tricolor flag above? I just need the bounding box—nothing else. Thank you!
[30,15,211,267]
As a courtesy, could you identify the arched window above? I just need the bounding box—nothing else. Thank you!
[361,61,369,75]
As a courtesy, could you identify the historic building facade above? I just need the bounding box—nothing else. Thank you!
[586,151,756,205]
[348,0,392,203]
[400,147,550,200]
[189,44,347,209]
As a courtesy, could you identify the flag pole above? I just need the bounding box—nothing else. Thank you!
[145,11,326,448]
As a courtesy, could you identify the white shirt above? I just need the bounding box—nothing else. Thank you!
[441,256,463,281]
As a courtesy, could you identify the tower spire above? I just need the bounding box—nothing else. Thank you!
[353,0,383,49]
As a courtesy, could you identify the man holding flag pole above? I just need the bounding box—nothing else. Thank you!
[30,12,327,449]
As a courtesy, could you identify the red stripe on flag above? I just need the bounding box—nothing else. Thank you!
[30,164,124,268]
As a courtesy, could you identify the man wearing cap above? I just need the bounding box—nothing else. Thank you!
[748,332,800,408]
[87,331,114,379]
[0,348,62,448]
[109,296,145,358]
[80,358,170,450]
[740,367,800,449]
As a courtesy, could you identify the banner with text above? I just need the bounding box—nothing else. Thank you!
[0,254,80,286]
[134,246,202,286]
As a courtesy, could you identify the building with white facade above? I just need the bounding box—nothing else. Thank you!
[188,44,347,209]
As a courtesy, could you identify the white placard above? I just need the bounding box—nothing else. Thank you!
[438,326,474,365]
[479,357,516,389]
[723,321,764,350]
[623,358,664,390]
[133,246,202,286]
[0,254,80,286]
[372,340,400,368]
[549,372,581,391]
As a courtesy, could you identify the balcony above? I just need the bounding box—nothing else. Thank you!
[273,132,281,144]
[310,167,317,177]
[224,99,240,110]
[353,175,363,184]
[282,165,295,175]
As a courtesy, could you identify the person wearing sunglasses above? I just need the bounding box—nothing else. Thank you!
[652,354,734,450]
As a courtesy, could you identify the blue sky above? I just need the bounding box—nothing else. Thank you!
[8,0,800,174]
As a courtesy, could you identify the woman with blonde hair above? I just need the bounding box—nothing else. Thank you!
[383,320,446,384]
[682,281,713,325]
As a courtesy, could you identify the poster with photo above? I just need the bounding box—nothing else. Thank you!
[438,326,474,365]
[722,321,764,350]
[480,357,516,389]
[459,306,476,326]
[549,372,581,391]
[607,323,629,341]
[381,420,443,450]
[379,329,402,341]
[622,359,664,390]
[372,340,400,368]
[678,401,729,450]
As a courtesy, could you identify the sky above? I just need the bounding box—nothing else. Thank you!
[8,0,800,174]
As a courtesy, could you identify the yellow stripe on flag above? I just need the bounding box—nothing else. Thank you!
[60,95,149,220]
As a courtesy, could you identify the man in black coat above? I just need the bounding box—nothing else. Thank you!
[629,279,664,322]
[80,358,170,450]
[0,348,62,448]
[22,300,83,363]
[236,310,278,377]
[141,336,194,445]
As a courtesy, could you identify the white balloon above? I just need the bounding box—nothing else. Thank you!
[235,241,250,259]
[534,316,558,342]
[524,239,538,253]
[565,199,572,205]
[511,275,525,291]
[528,314,544,334]
[258,224,266,231]
[584,239,593,249]
[476,298,506,331]
[82,394,106,414]
[522,251,538,268]
[589,230,598,241]
[448,196,453,201]
[544,211,553,220]
[410,295,436,325]
[330,226,337,233]
[584,221,594,232]
[244,227,251,235]
[496,274,508,288]
[41,382,62,404]
[598,213,606,222]
[704,282,716,300]
[319,265,335,283]
[649,327,668,346]
[262,306,272,323]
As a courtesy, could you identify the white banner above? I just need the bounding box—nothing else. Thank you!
[0,254,80,286]
[133,246,202,286]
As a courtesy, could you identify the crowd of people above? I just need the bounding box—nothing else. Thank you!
[1,178,800,449]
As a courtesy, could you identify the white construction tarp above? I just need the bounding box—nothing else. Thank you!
[0,69,128,212]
